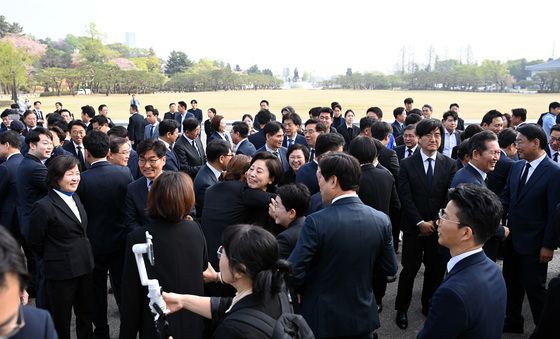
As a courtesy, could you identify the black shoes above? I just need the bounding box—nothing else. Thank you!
[396,311,408,329]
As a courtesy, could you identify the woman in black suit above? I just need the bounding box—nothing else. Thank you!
[337,109,360,148]
[120,171,207,339]
[207,115,232,146]
[163,224,292,339]
[28,156,94,339]
[204,108,216,144]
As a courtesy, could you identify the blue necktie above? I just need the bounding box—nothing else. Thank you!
[150,125,155,138]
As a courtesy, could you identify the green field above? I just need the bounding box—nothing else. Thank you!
[8,89,560,122]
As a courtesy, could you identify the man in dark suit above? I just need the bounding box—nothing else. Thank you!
[394,119,457,329]
[78,131,133,339]
[256,122,289,171]
[296,133,344,195]
[127,104,147,150]
[545,124,560,163]
[289,153,398,338]
[391,107,406,139]
[163,102,177,120]
[370,121,400,181]
[419,184,506,338]
[450,130,508,261]
[124,139,167,231]
[282,113,308,148]
[487,128,517,197]
[193,140,232,218]
[174,118,206,178]
[269,183,310,259]
[0,131,24,238]
[395,125,419,162]
[449,103,465,131]
[439,110,462,158]
[175,101,195,134]
[248,109,272,150]
[231,121,256,156]
[501,124,560,334]
[187,99,203,122]
[0,227,58,339]
[63,120,88,171]
[302,119,327,162]
[349,135,401,312]
[158,119,180,172]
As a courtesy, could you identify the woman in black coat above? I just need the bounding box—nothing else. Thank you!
[163,224,292,339]
[278,144,310,186]
[120,172,207,339]
[28,156,95,339]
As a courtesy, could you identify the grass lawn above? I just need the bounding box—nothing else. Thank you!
[9,89,559,122]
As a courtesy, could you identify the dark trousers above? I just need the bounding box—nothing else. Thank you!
[395,232,446,312]
[502,238,548,325]
[373,263,387,306]
[47,273,95,339]
[531,276,560,338]
[93,251,124,339]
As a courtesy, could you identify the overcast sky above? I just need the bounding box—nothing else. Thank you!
[5,0,559,77]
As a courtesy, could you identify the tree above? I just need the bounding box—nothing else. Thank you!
[164,51,192,76]
[346,68,352,77]
[0,16,23,38]
[0,41,31,100]
[293,67,300,82]
[247,64,260,74]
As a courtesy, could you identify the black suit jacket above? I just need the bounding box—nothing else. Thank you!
[16,154,48,238]
[124,177,150,231]
[398,151,457,234]
[193,164,220,218]
[375,139,399,181]
[358,163,400,216]
[120,218,207,339]
[128,149,141,179]
[277,217,305,259]
[487,151,516,197]
[62,141,88,171]
[391,120,404,138]
[163,148,180,172]
[0,153,23,233]
[337,124,360,148]
[247,130,266,150]
[395,145,419,162]
[295,161,319,195]
[174,135,206,178]
[28,190,94,280]
[128,113,148,149]
[77,161,133,255]
[282,134,308,148]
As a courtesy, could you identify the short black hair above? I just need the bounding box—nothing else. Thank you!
[137,139,167,158]
[81,105,96,118]
[46,112,65,127]
[308,107,322,118]
[348,135,378,164]
[448,184,503,245]
[23,110,35,119]
[260,100,269,106]
[190,99,198,104]
[91,115,109,126]
[304,119,327,132]
[404,97,414,105]
[130,104,138,111]
[498,128,517,149]
[468,130,497,157]
[318,152,361,191]
[232,121,250,138]
[83,130,110,158]
[109,136,128,154]
[0,227,30,291]
[370,121,392,141]
[549,102,560,111]
[359,117,375,132]
[366,107,383,119]
[25,127,52,147]
[517,123,547,150]
[107,126,128,138]
[250,152,284,187]
[98,104,107,112]
[286,143,310,162]
[144,105,154,113]
[68,119,87,132]
[46,155,79,189]
[183,118,200,133]
[405,113,422,126]
[33,100,41,106]
[276,184,311,218]
[331,102,341,110]
[1,108,15,118]
[551,124,560,135]
[415,119,443,138]
[319,107,334,118]
[442,110,459,121]
[48,125,66,144]
[206,139,231,162]
[255,109,273,126]
[481,110,503,126]
[0,130,21,149]
[262,121,283,137]
[282,112,302,126]
[449,103,459,109]
[457,140,470,161]
[159,119,179,137]
[315,133,345,158]
[178,101,187,109]
[461,124,484,141]
[511,108,527,122]
[393,107,405,119]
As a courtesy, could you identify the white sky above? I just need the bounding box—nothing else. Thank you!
[4,0,560,77]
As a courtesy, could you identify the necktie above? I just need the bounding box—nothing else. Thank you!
[150,125,155,138]
[407,149,413,158]
[518,162,531,194]
[218,173,224,182]
[554,152,559,163]
[192,140,201,158]
[426,158,434,188]
[147,179,152,191]
[224,133,230,143]
[272,151,280,159]
[287,139,293,148]
[309,149,315,162]
[76,146,86,170]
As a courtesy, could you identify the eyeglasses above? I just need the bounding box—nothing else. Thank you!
[138,157,162,166]
[438,208,462,225]
[217,245,224,260]
[423,132,441,140]
[0,306,25,337]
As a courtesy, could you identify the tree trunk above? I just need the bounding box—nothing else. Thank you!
[11,75,17,102]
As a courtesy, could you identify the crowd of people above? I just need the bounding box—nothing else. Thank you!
[1,95,560,339]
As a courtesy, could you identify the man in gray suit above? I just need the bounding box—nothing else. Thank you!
[143,108,159,140]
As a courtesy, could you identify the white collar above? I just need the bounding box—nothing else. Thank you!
[207,163,223,180]
[447,248,483,273]
[420,149,437,162]
[527,152,547,169]
[6,152,20,160]
[331,193,358,204]
[468,162,487,180]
